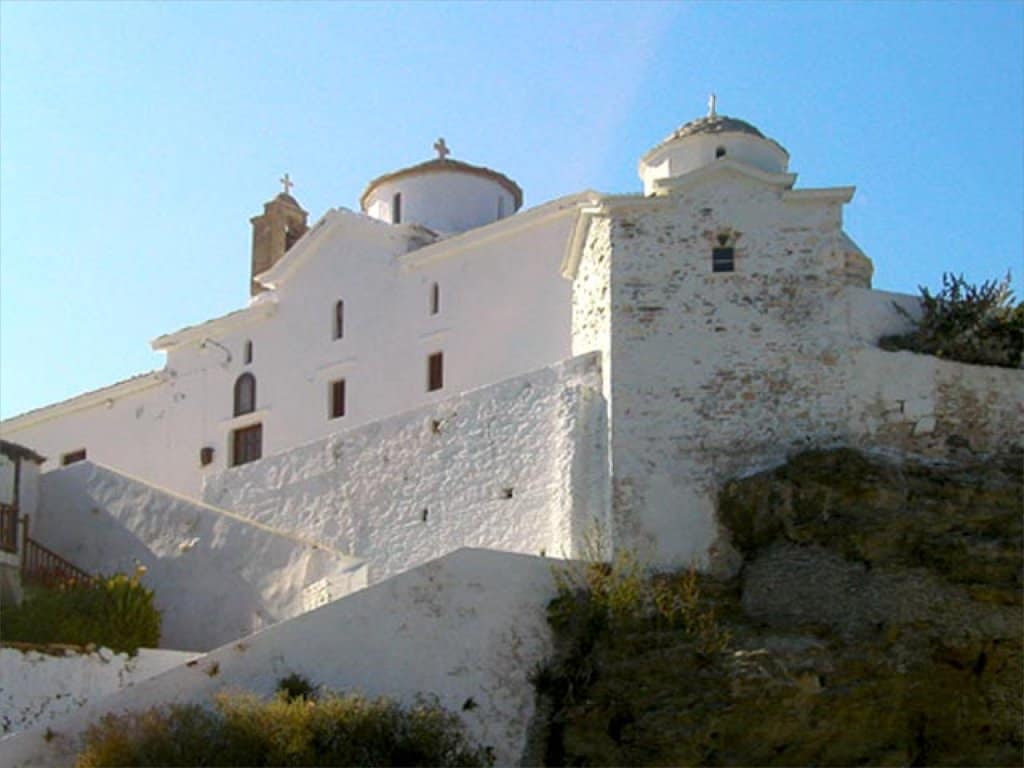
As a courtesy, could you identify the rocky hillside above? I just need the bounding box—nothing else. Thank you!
[533,448,1022,766]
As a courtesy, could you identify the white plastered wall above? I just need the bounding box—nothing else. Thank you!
[1,647,198,737]
[572,171,1023,570]
[203,353,609,583]
[1,204,577,501]
[0,549,560,768]
[35,462,367,651]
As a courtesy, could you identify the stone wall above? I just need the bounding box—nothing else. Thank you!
[0,549,559,768]
[571,177,1023,571]
[35,463,367,651]
[0,646,197,737]
[203,353,609,583]
[846,346,1023,458]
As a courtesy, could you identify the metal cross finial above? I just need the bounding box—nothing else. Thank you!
[433,138,450,160]
[708,93,717,118]
[280,173,294,196]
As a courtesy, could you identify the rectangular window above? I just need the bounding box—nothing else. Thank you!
[392,193,402,224]
[231,424,262,467]
[712,246,735,273]
[330,379,346,419]
[334,300,344,340]
[430,282,440,315]
[61,449,87,466]
[428,352,444,392]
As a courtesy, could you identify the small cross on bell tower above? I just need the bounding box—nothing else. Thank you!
[279,173,294,196]
[433,137,451,160]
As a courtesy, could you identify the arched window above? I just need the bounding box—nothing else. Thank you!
[715,146,727,158]
[334,300,344,339]
[234,373,256,416]
[392,193,402,224]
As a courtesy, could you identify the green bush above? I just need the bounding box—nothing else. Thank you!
[76,690,493,767]
[880,272,1023,368]
[0,568,160,654]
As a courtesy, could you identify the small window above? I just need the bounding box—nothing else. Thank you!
[497,195,505,218]
[392,192,402,224]
[61,449,87,466]
[430,282,440,315]
[334,300,344,340]
[712,246,735,273]
[231,424,262,467]
[243,340,253,365]
[200,446,215,467]
[427,352,444,392]
[715,146,726,158]
[234,373,256,416]
[330,379,346,419]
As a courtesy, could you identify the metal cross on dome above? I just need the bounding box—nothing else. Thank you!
[433,138,451,160]
[280,173,294,195]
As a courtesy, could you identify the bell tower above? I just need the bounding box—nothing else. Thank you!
[249,174,309,296]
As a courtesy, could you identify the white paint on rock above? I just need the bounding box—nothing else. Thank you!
[35,463,367,651]
[0,647,197,738]
[203,354,609,584]
[0,549,560,768]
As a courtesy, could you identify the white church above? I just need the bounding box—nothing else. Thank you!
[2,102,1021,767]
[2,101,1019,583]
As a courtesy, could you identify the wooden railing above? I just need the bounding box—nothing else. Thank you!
[0,503,17,553]
[21,536,92,588]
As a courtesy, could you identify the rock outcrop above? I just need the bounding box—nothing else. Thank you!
[542,448,1022,766]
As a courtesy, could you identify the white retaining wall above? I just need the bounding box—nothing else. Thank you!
[0,549,560,768]
[203,353,609,583]
[0,647,197,737]
[35,463,367,651]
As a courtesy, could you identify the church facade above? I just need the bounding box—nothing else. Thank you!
[4,106,1019,569]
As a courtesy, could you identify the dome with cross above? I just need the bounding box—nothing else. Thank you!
[638,96,790,195]
[361,138,523,235]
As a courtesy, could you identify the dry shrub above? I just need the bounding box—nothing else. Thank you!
[76,688,492,767]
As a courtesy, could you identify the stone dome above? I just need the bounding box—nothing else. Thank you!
[662,114,767,142]
[639,107,790,194]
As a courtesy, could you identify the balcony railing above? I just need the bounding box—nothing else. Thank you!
[21,537,92,588]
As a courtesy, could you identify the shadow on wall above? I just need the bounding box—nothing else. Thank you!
[33,462,366,651]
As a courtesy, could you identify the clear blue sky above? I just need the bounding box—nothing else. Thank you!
[1,1,1021,419]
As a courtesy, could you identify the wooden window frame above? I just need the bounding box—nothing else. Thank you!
[330,379,346,420]
[427,351,444,392]
[61,449,87,466]
[234,373,256,416]
[231,423,262,467]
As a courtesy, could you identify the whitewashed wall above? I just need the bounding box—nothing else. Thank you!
[846,347,1023,455]
[1,199,580,501]
[572,171,1023,571]
[35,463,367,651]
[0,647,197,737]
[203,353,609,583]
[0,549,560,768]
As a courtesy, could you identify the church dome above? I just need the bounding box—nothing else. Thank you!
[639,99,790,195]
[662,114,767,142]
[361,139,523,235]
